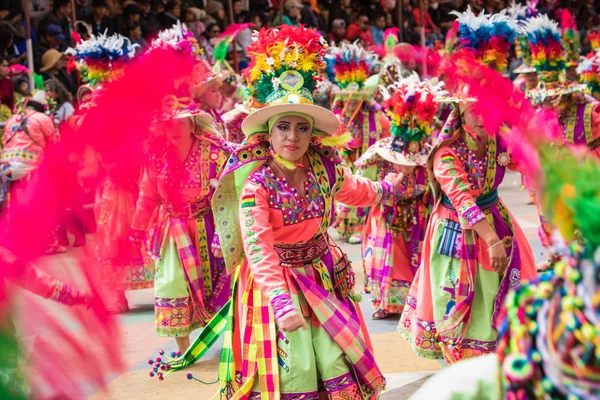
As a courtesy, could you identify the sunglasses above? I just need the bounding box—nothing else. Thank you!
[211,29,221,33]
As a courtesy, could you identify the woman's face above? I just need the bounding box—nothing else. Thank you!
[164,117,193,143]
[270,115,312,163]
[47,88,58,100]
[201,84,223,109]
[186,10,197,21]
[462,106,486,137]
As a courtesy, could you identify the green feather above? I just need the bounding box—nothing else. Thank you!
[213,38,232,63]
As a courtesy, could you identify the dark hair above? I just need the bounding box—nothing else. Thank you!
[205,22,219,36]
[123,3,142,17]
[53,0,70,11]
[127,21,141,33]
[0,25,13,52]
[91,0,107,8]
[165,1,178,12]
[244,11,258,23]
[45,78,73,107]
[26,100,45,113]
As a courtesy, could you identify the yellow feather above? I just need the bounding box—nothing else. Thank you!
[273,153,297,170]
[319,132,352,148]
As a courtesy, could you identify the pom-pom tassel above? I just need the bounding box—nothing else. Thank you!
[317,131,353,148]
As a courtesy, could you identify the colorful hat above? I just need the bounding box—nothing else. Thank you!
[450,6,520,73]
[190,59,230,98]
[326,41,379,96]
[375,28,406,87]
[149,21,203,58]
[559,9,580,68]
[497,147,600,400]
[577,49,600,100]
[508,0,538,74]
[241,25,338,136]
[524,15,586,103]
[160,94,213,124]
[363,73,443,166]
[65,32,138,86]
[437,84,478,104]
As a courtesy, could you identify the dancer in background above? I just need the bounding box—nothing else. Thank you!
[399,8,537,364]
[327,42,390,244]
[358,74,439,320]
[130,94,231,353]
[67,32,151,313]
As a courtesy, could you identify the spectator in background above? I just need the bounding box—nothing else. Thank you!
[201,22,220,63]
[38,0,73,47]
[329,0,353,31]
[233,0,247,23]
[0,58,14,110]
[13,76,30,105]
[117,4,143,34]
[158,1,180,29]
[75,0,92,20]
[86,0,114,36]
[205,0,226,30]
[0,21,25,65]
[136,0,160,39]
[39,49,77,97]
[346,12,373,45]
[371,13,386,45]
[74,20,93,41]
[33,25,65,73]
[185,7,206,42]
[45,78,74,127]
[236,12,262,66]
[126,22,146,53]
[328,18,347,45]
[272,0,303,26]
[413,0,442,44]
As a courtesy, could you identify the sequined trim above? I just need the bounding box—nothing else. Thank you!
[459,202,485,226]
[322,371,356,392]
[249,392,319,400]
[155,297,201,337]
[269,289,295,320]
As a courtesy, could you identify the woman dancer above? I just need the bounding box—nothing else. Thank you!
[130,97,231,353]
[399,8,537,364]
[167,26,406,399]
[357,74,438,319]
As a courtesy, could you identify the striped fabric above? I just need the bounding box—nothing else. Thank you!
[437,220,462,258]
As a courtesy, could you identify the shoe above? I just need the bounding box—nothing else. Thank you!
[348,233,362,245]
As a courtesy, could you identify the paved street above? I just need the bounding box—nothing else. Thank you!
[28,171,547,399]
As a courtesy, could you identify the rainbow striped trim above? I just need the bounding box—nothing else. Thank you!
[241,194,256,208]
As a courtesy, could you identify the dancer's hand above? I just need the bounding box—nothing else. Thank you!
[276,311,307,333]
[384,172,406,190]
[212,248,223,258]
[488,241,509,274]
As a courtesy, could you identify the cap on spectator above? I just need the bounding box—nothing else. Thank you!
[92,0,108,8]
[332,19,346,28]
[40,49,65,72]
[285,0,303,11]
[47,24,66,41]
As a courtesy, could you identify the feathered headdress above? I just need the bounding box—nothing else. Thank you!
[450,6,520,72]
[241,25,339,136]
[378,73,444,165]
[149,21,203,58]
[65,32,138,87]
[326,41,379,94]
[577,50,600,100]
[559,9,581,68]
[524,15,586,102]
[213,23,254,64]
[372,28,405,88]
[508,0,537,74]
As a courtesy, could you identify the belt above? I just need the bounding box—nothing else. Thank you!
[162,199,211,219]
[441,189,499,212]
[274,234,329,267]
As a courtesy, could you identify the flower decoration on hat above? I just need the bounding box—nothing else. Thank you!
[524,15,586,102]
[559,9,581,68]
[160,94,207,121]
[326,41,379,94]
[450,6,520,73]
[382,73,444,165]
[65,32,138,87]
[244,25,328,107]
[149,21,203,58]
[577,50,600,100]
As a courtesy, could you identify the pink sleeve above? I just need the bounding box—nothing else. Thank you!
[130,164,160,235]
[433,148,485,227]
[11,263,86,306]
[336,165,392,207]
[590,104,600,160]
[240,182,295,320]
